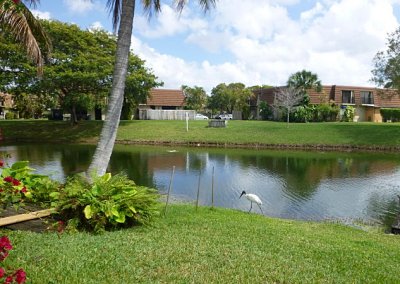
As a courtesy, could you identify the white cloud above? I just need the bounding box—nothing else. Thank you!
[89,21,104,31]
[300,2,324,23]
[131,0,399,91]
[131,36,261,93]
[63,0,95,13]
[134,4,208,38]
[32,9,51,20]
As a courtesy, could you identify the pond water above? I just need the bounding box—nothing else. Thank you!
[1,143,400,228]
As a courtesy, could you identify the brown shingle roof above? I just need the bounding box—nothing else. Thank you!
[147,89,185,107]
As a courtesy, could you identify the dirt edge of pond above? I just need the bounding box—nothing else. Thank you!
[116,140,400,153]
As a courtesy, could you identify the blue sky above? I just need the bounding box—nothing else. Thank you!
[32,0,400,93]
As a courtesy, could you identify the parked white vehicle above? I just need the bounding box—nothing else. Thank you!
[195,113,209,120]
[215,114,232,120]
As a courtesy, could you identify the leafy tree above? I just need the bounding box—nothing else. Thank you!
[259,101,272,120]
[0,20,159,124]
[287,70,322,105]
[121,56,162,120]
[13,92,56,118]
[208,83,253,115]
[182,85,207,112]
[371,27,400,90]
[88,0,217,177]
[247,85,273,91]
[273,86,303,127]
[0,0,51,75]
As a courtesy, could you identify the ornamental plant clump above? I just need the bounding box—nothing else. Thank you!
[51,173,161,233]
[0,236,26,284]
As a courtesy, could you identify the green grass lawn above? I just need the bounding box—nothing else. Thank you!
[2,205,400,283]
[1,120,400,149]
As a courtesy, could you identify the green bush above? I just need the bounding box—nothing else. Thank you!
[51,173,161,233]
[342,106,355,122]
[5,112,15,120]
[380,108,400,122]
[315,104,339,122]
[292,105,313,122]
[291,104,339,122]
[259,101,272,120]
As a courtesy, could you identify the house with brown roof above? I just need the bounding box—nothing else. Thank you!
[253,85,400,122]
[138,88,192,120]
[142,88,186,110]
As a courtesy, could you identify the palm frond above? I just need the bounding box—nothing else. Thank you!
[141,0,161,19]
[22,0,40,8]
[174,0,216,13]
[0,1,51,76]
[106,0,122,32]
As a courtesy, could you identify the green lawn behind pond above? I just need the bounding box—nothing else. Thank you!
[1,120,400,149]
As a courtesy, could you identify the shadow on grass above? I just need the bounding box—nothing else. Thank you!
[0,120,103,143]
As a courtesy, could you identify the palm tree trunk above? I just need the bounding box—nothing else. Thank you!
[87,0,135,178]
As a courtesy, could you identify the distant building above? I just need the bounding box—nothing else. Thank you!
[252,85,400,122]
[138,88,190,120]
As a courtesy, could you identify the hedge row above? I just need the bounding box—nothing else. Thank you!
[380,108,400,122]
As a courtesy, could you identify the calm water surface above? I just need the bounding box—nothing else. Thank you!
[1,143,400,227]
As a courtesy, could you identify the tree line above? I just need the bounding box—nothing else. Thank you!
[0,19,162,124]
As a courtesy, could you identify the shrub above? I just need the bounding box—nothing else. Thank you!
[51,173,161,233]
[380,108,400,122]
[291,104,339,122]
[259,101,272,120]
[342,106,355,122]
[315,104,339,122]
[4,112,14,120]
[292,105,313,122]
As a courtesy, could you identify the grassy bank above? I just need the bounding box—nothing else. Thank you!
[1,120,400,149]
[2,205,400,283]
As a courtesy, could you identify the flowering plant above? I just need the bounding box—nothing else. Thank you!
[0,236,26,284]
[0,161,33,212]
[0,160,60,213]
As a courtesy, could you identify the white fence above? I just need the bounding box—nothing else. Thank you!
[139,109,196,120]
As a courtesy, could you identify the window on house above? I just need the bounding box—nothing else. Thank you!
[341,90,354,104]
[361,91,374,104]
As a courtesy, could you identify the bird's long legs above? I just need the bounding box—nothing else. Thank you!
[248,202,253,213]
[257,204,264,215]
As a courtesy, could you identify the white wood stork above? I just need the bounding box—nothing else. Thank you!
[239,191,263,214]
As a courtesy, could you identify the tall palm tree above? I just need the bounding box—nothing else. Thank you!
[0,0,51,75]
[287,69,322,105]
[87,0,217,177]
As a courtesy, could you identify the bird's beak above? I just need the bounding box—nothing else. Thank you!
[239,193,244,199]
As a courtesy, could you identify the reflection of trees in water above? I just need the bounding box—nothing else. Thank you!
[187,152,208,171]
[337,158,373,177]
[60,146,94,175]
[14,144,62,166]
[233,154,335,198]
[109,149,154,188]
[238,152,399,199]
